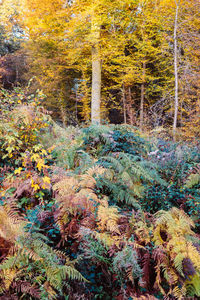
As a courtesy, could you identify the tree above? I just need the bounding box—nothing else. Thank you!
[20,0,140,124]
[118,0,174,129]
[0,0,27,88]
[162,0,200,137]
[91,6,101,124]
[4,0,198,130]
[173,0,180,139]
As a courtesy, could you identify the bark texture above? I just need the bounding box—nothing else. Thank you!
[173,0,180,139]
[140,62,146,130]
[91,16,101,125]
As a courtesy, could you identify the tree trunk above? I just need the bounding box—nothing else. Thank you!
[58,91,67,127]
[75,90,78,123]
[140,62,146,130]
[91,16,101,125]
[122,84,127,124]
[173,0,180,139]
[127,86,136,125]
[127,87,133,125]
[60,105,67,128]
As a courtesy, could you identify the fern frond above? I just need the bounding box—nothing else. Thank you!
[132,295,159,300]
[113,245,142,281]
[184,173,200,189]
[153,208,200,298]
[185,273,200,297]
[0,231,86,297]
[0,206,27,243]
[78,226,119,249]
[97,199,120,234]
[99,152,166,203]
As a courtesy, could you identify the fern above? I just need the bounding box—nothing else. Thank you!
[95,175,141,209]
[153,208,200,298]
[0,204,85,298]
[97,198,120,234]
[78,226,120,249]
[98,152,166,207]
[184,173,200,189]
[0,206,27,243]
[0,232,86,298]
[79,232,112,264]
[112,245,142,283]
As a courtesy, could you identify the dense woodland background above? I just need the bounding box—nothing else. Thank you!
[0,0,200,299]
[0,0,199,135]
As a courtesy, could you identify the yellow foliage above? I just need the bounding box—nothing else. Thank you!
[130,215,151,245]
[153,208,200,298]
[53,166,106,213]
[97,198,120,234]
[2,268,18,290]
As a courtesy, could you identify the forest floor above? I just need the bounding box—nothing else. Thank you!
[0,102,199,299]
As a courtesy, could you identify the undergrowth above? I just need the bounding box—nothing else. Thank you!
[0,89,199,299]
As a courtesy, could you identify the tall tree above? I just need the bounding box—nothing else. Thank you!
[121,0,173,129]
[20,0,143,124]
[6,0,198,130]
[173,0,180,139]
[91,6,101,124]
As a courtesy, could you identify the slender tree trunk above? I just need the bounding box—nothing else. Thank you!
[128,87,132,104]
[127,86,136,125]
[122,84,127,124]
[58,91,67,127]
[75,90,78,122]
[173,0,180,139]
[60,105,67,128]
[15,64,19,85]
[140,62,146,130]
[91,16,101,125]
[128,87,133,125]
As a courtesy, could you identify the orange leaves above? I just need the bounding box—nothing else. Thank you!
[53,166,106,215]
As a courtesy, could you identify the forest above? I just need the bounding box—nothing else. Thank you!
[0,0,199,299]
